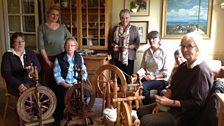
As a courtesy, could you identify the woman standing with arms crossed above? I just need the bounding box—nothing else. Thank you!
[111,9,140,82]
[38,5,71,87]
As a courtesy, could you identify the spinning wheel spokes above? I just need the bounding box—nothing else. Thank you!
[64,81,96,115]
[17,86,57,122]
[96,64,127,98]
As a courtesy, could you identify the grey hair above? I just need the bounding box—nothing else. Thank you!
[119,9,131,18]
[147,30,161,45]
[181,32,203,56]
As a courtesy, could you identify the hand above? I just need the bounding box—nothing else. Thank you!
[46,60,53,68]
[155,95,172,106]
[112,44,119,51]
[121,45,128,51]
[24,65,32,71]
[129,44,135,49]
[152,104,160,114]
[143,75,155,80]
[129,74,138,84]
[18,84,28,93]
[60,82,72,89]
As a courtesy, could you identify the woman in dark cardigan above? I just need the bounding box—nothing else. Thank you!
[137,32,214,126]
[1,32,41,97]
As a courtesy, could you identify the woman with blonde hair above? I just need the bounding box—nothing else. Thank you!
[38,4,71,87]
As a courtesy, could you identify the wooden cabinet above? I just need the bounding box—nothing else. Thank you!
[83,55,109,88]
[58,0,111,50]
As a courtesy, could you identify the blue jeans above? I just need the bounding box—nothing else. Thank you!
[142,80,166,105]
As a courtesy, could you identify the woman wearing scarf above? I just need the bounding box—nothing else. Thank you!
[111,9,140,83]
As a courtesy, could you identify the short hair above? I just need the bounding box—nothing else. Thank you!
[147,30,161,40]
[64,37,79,48]
[10,32,25,48]
[174,49,181,57]
[147,31,161,45]
[181,32,203,55]
[47,4,60,14]
[119,9,131,18]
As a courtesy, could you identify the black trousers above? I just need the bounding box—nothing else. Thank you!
[51,84,89,122]
[114,59,134,84]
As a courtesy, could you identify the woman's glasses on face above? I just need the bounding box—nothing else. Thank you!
[66,45,76,48]
[180,45,197,50]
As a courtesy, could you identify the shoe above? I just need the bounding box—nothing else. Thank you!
[103,107,117,122]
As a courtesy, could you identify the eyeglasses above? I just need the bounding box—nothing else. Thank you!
[66,45,76,47]
[14,40,25,43]
[180,45,197,50]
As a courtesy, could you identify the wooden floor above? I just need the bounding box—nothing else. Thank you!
[0,88,104,126]
[0,105,104,126]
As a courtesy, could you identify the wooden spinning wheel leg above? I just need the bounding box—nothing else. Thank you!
[116,101,132,126]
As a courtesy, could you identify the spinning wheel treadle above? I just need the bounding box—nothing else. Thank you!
[17,86,57,122]
[64,81,96,115]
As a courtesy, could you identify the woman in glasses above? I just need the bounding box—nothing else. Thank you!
[1,32,41,97]
[137,32,214,126]
[52,37,87,126]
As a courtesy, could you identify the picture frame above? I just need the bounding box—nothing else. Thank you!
[130,21,148,44]
[125,0,150,16]
[161,0,213,39]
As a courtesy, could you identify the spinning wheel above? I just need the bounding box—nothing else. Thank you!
[17,85,57,122]
[118,101,132,126]
[96,64,144,126]
[64,81,96,115]
[96,64,127,98]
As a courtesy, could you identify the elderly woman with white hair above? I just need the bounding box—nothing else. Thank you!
[137,32,214,126]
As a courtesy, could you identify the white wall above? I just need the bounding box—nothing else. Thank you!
[111,0,224,73]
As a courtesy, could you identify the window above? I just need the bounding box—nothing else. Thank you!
[3,0,39,50]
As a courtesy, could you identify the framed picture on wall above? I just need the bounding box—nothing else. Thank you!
[131,21,148,44]
[161,0,213,39]
[125,0,150,16]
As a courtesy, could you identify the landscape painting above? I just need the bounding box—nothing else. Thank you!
[161,0,213,39]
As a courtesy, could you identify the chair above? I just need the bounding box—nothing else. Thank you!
[216,92,224,126]
[197,80,224,126]
[3,88,17,120]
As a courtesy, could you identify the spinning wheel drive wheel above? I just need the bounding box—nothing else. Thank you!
[64,81,96,115]
[117,102,132,126]
[17,86,57,122]
[95,64,127,98]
